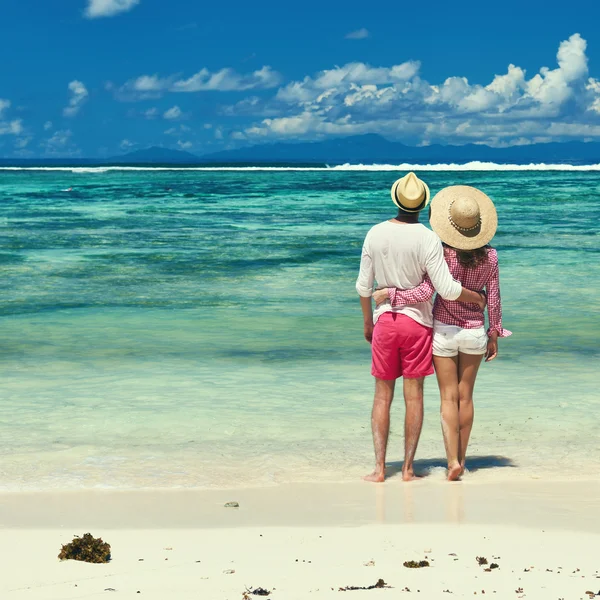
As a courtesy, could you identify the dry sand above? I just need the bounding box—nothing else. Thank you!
[1,481,600,599]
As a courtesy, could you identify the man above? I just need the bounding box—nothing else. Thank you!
[356,173,484,482]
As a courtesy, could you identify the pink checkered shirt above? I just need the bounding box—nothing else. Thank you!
[387,247,511,338]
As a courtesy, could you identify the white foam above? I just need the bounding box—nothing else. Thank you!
[1,161,600,173]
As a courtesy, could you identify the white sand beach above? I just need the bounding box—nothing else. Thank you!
[2,481,600,599]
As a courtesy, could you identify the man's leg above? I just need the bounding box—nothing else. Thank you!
[433,355,461,481]
[402,377,424,481]
[364,377,396,482]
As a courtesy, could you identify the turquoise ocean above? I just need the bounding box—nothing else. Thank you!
[0,166,598,490]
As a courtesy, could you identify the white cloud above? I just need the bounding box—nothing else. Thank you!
[164,105,183,120]
[15,137,32,149]
[345,28,370,40]
[120,139,136,150]
[0,120,23,136]
[275,61,421,105]
[63,80,89,117]
[118,66,281,100]
[144,107,159,119]
[235,33,600,146]
[47,130,73,148]
[0,100,23,136]
[44,121,53,131]
[164,124,191,136]
[85,0,140,19]
[177,140,193,150]
[172,66,281,92]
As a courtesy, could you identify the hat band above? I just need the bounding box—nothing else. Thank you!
[448,200,481,232]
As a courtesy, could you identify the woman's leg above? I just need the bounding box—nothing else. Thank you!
[433,355,461,481]
[457,352,484,472]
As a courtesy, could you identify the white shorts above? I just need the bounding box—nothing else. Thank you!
[433,321,488,358]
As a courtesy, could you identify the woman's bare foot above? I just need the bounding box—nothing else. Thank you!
[363,470,385,483]
[447,462,462,481]
[402,468,421,482]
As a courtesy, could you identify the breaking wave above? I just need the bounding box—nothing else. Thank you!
[1,161,600,172]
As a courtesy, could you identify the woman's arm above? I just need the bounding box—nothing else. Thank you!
[485,252,512,345]
[388,276,435,306]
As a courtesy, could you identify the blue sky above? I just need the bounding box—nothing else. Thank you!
[1,0,600,157]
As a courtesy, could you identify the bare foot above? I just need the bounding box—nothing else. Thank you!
[460,461,466,476]
[363,470,385,483]
[402,469,421,482]
[447,462,462,481]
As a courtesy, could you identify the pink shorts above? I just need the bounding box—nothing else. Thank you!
[371,312,434,380]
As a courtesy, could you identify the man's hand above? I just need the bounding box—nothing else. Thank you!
[372,289,388,307]
[485,332,498,362]
[364,322,374,344]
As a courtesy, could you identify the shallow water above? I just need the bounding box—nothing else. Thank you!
[0,169,598,489]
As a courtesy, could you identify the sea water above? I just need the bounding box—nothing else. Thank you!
[0,168,598,490]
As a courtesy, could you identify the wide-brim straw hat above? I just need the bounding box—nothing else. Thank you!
[390,172,431,213]
[429,185,498,250]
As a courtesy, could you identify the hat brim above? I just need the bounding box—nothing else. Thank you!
[429,185,498,250]
[390,179,431,213]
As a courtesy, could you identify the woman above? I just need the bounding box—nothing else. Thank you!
[373,185,511,481]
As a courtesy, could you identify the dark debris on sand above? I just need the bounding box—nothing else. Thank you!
[403,560,430,568]
[477,556,489,566]
[339,579,390,591]
[242,587,271,598]
[58,533,111,564]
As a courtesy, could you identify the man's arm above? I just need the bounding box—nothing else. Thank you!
[356,235,375,343]
[360,296,374,344]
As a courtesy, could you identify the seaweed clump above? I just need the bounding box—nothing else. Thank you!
[58,533,111,564]
[339,579,390,591]
[477,556,488,566]
[403,560,430,568]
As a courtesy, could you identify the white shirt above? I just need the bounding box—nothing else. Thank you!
[356,220,462,327]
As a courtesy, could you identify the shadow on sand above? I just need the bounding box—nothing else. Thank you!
[385,455,516,479]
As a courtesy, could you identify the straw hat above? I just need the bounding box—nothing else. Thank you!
[429,186,497,250]
[390,172,431,213]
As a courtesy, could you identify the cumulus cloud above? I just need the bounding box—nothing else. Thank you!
[177,140,193,150]
[235,33,600,146]
[345,28,370,40]
[44,121,53,131]
[63,80,89,117]
[120,139,136,150]
[0,100,23,136]
[85,0,140,18]
[164,105,183,120]
[117,66,282,100]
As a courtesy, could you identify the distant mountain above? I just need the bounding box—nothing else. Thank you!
[198,134,600,165]
[110,146,202,164]
[2,136,600,166]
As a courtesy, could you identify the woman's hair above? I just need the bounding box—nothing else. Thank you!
[444,243,491,269]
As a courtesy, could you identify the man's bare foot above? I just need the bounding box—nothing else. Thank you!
[447,462,462,481]
[402,469,421,482]
[363,470,385,483]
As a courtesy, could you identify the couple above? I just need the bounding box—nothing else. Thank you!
[356,172,511,482]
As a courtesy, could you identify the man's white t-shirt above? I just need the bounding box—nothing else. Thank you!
[356,220,462,327]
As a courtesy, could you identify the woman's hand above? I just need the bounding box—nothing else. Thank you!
[476,291,487,312]
[372,289,389,307]
[485,332,498,362]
